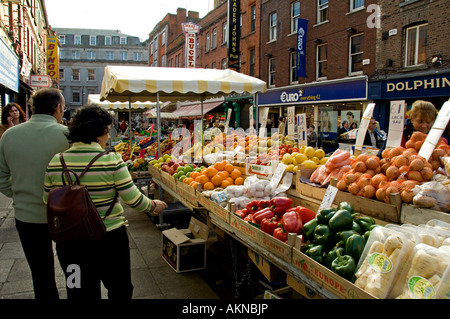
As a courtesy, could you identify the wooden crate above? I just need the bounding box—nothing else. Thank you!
[401,204,450,225]
[147,164,160,180]
[197,193,230,223]
[176,179,198,206]
[160,171,176,191]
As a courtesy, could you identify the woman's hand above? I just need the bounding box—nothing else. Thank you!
[7,116,14,126]
[149,200,168,215]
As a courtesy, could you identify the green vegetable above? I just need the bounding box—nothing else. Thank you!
[306,244,326,264]
[328,209,353,231]
[335,230,359,247]
[302,218,318,240]
[331,249,356,280]
[337,201,355,213]
[317,208,336,225]
[345,234,365,263]
[355,216,376,233]
[325,246,345,269]
[314,224,332,245]
[352,221,362,233]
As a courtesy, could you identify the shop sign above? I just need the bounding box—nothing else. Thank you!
[296,19,308,78]
[30,75,51,87]
[380,74,450,99]
[182,22,201,68]
[227,0,240,68]
[0,37,19,93]
[258,77,367,106]
[46,35,59,81]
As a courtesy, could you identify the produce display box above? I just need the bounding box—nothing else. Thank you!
[286,275,323,299]
[147,164,161,180]
[161,217,208,273]
[291,247,376,299]
[294,173,402,223]
[131,171,152,179]
[197,192,230,223]
[176,180,198,207]
[160,170,177,192]
[400,203,450,225]
[248,248,286,283]
[153,188,178,204]
[229,212,261,244]
[245,157,277,180]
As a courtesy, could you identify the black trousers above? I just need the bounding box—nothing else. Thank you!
[55,225,133,300]
[15,219,59,300]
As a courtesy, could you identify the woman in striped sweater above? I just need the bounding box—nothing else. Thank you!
[44,104,167,299]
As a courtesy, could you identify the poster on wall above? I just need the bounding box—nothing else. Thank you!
[320,110,338,133]
[343,110,361,129]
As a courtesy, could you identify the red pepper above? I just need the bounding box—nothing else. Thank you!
[273,226,288,242]
[260,217,279,236]
[243,213,255,223]
[280,210,303,234]
[246,200,260,213]
[234,209,249,219]
[253,207,275,224]
[287,206,316,224]
[257,200,271,210]
[270,197,293,215]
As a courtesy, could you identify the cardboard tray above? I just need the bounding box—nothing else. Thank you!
[197,192,230,223]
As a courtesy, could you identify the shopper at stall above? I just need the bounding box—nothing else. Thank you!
[363,117,381,148]
[338,120,349,136]
[401,100,438,147]
[278,116,286,137]
[0,88,70,299]
[307,125,317,147]
[350,122,358,130]
[0,102,27,138]
[43,104,168,300]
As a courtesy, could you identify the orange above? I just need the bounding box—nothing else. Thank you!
[195,175,209,185]
[206,167,218,178]
[230,169,242,180]
[201,168,208,175]
[190,172,201,180]
[225,163,235,173]
[203,182,215,190]
[183,177,193,185]
[213,162,225,171]
[211,174,223,187]
[234,177,244,185]
[226,177,234,185]
[189,181,199,190]
[220,180,231,188]
[217,171,229,179]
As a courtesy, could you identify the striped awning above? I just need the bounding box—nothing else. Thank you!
[144,109,178,119]
[100,66,267,103]
[88,94,156,110]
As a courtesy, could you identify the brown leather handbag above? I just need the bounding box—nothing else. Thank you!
[47,151,118,242]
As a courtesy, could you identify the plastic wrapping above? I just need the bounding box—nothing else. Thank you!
[401,224,440,247]
[392,244,450,299]
[418,223,450,247]
[426,219,450,232]
[353,226,411,299]
[244,175,275,199]
[412,181,450,212]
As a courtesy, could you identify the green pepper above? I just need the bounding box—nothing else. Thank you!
[335,230,359,247]
[331,249,356,280]
[352,221,362,234]
[314,224,332,245]
[302,218,318,240]
[325,246,345,269]
[337,201,355,213]
[316,208,336,224]
[345,234,365,263]
[328,209,354,231]
[306,244,326,264]
[355,216,376,233]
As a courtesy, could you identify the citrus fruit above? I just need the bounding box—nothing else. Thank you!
[230,169,242,180]
[203,182,215,190]
[302,160,317,169]
[314,149,325,159]
[213,162,225,171]
[195,175,209,185]
[234,177,244,185]
[294,153,308,164]
[211,175,223,187]
[304,146,315,158]
[220,180,231,188]
[225,163,235,173]
[183,177,193,185]
[206,167,218,178]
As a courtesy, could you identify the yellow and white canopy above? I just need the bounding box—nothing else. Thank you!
[87,94,156,110]
[100,66,267,103]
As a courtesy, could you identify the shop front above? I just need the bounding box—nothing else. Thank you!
[257,76,368,153]
[0,36,19,108]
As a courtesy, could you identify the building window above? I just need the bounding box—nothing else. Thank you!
[87,69,95,81]
[105,36,111,45]
[212,28,217,49]
[268,58,276,87]
[74,35,81,45]
[206,33,210,52]
[222,58,227,69]
[59,69,65,81]
[405,23,428,67]
[60,50,65,59]
[350,0,364,11]
[87,51,96,60]
[222,22,227,44]
[291,1,300,34]
[269,12,277,41]
[290,52,298,84]
[59,35,65,44]
[212,62,216,69]
[89,35,96,45]
[72,69,80,81]
[161,31,166,45]
[106,51,114,60]
[72,90,80,103]
[317,44,327,79]
[250,5,256,32]
[120,52,128,60]
[318,0,328,24]
[249,49,255,76]
[120,37,127,44]
[134,52,142,61]
[72,50,80,59]
[161,55,166,67]
[349,34,363,74]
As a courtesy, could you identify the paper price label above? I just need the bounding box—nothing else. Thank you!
[297,113,307,146]
[269,163,286,190]
[355,103,376,154]
[318,185,338,212]
[386,100,405,149]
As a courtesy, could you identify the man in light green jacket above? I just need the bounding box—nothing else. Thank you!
[0,88,70,299]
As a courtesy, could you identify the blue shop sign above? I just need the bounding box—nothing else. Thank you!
[258,77,367,106]
[0,37,19,93]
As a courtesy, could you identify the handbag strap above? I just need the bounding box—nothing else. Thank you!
[59,151,119,219]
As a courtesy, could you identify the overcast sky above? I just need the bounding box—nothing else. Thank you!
[44,0,214,40]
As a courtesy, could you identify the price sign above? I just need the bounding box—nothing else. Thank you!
[355,103,376,155]
[259,108,270,138]
[249,105,254,132]
[385,100,405,149]
[225,108,232,129]
[297,113,307,146]
[419,101,450,161]
[287,106,296,137]
[269,163,287,191]
[318,185,339,212]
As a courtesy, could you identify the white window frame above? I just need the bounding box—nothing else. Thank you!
[291,1,300,34]
[290,52,298,84]
[134,52,143,61]
[317,0,329,24]
[222,58,227,70]
[206,33,210,52]
[120,37,127,45]
[106,51,114,60]
[405,23,428,67]
[87,51,96,60]
[120,52,128,61]
[222,22,227,44]
[59,69,65,81]
[161,31,166,45]
[72,68,80,81]
[250,5,256,33]
[59,35,65,45]
[72,90,81,103]
[72,50,80,59]
[350,0,365,11]
[74,35,81,45]
[87,69,95,81]
[269,12,277,42]
[212,28,217,49]
[105,36,111,45]
[89,35,96,45]
[268,58,276,88]
[316,43,327,80]
[349,33,364,75]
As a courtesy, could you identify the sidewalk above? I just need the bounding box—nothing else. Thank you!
[0,193,219,299]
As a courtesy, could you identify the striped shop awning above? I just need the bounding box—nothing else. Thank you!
[88,94,156,110]
[143,109,178,119]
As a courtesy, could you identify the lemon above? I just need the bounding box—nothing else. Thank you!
[295,153,308,164]
[314,149,325,159]
[302,160,317,169]
[299,146,306,154]
[311,156,320,165]
[304,146,315,158]
[286,164,295,172]
[320,157,329,165]
[282,153,292,164]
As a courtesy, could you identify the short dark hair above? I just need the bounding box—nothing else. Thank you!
[66,104,112,144]
[30,88,63,115]
[2,103,27,124]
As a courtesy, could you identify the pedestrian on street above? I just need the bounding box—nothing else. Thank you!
[0,102,27,138]
[0,88,70,299]
[43,104,167,300]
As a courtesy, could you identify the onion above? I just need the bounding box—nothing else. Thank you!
[421,167,433,181]
[386,166,400,180]
[348,183,360,195]
[354,161,367,172]
[366,157,379,170]
[376,188,386,201]
[363,185,376,199]
[337,179,348,191]
[409,158,425,171]
[400,190,414,203]
[407,170,423,182]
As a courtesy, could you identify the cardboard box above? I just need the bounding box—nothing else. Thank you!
[245,157,276,180]
[161,217,208,273]
[248,249,286,283]
[263,287,292,299]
